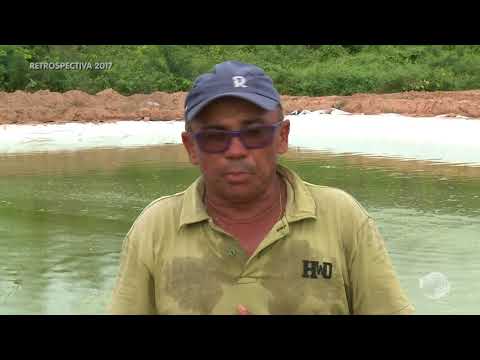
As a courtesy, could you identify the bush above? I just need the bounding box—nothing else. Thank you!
[1,45,480,96]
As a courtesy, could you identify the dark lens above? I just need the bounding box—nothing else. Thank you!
[196,130,230,153]
[241,126,275,148]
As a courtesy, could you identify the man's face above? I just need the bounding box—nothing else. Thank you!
[181,97,290,204]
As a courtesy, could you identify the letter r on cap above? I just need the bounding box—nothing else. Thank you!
[232,76,248,88]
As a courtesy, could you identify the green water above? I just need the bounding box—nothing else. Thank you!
[1,145,479,314]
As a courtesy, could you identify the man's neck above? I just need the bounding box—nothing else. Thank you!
[204,174,285,223]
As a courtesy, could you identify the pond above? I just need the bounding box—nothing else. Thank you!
[1,113,479,314]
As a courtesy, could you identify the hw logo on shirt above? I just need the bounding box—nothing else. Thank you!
[302,260,333,279]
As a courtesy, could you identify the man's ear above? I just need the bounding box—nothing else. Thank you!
[276,119,290,155]
[181,131,200,165]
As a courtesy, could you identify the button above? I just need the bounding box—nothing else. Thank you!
[227,248,238,257]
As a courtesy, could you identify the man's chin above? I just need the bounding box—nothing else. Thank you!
[220,187,259,204]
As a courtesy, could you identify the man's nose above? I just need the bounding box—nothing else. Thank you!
[224,135,248,158]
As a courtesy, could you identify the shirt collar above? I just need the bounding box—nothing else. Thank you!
[178,164,317,230]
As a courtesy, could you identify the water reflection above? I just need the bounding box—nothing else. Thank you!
[1,145,479,314]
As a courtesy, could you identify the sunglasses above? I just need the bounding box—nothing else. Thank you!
[192,121,284,154]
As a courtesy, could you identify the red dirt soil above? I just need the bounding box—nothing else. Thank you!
[2,89,480,125]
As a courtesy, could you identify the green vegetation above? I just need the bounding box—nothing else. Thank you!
[1,45,480,96]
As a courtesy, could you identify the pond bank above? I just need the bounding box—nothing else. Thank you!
[2,89,480,125]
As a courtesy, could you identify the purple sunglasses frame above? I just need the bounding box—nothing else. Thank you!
[192,121,284,154]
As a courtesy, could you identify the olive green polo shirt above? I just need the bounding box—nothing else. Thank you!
[109,164,414,315]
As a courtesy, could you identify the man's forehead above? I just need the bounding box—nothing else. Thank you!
[194,116,272,129]
[193,98,275,128]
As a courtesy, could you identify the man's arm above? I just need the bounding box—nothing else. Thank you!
[348,217,415,315]
[108,233,156,315]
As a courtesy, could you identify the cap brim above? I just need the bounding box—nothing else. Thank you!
[186,92,279,122]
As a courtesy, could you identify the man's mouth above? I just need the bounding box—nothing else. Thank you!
[223,171,251,183]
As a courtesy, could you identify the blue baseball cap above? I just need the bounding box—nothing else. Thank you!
[184,61,281,122]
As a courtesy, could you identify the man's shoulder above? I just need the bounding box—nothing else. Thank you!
[303,180,360,205]
[303,181,349,197]
[138,190,186,220]
[128,190,187,235]
[302,180,370,219]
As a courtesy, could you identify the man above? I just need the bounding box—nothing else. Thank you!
[109,61,414,315]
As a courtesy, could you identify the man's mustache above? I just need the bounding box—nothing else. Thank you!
[222,162,255,174]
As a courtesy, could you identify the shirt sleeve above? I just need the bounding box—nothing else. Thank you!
[348,217,415,315]
[108,232,157,315]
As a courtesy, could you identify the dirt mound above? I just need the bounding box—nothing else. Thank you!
[1,89,480,125]
[281,91,480,118]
